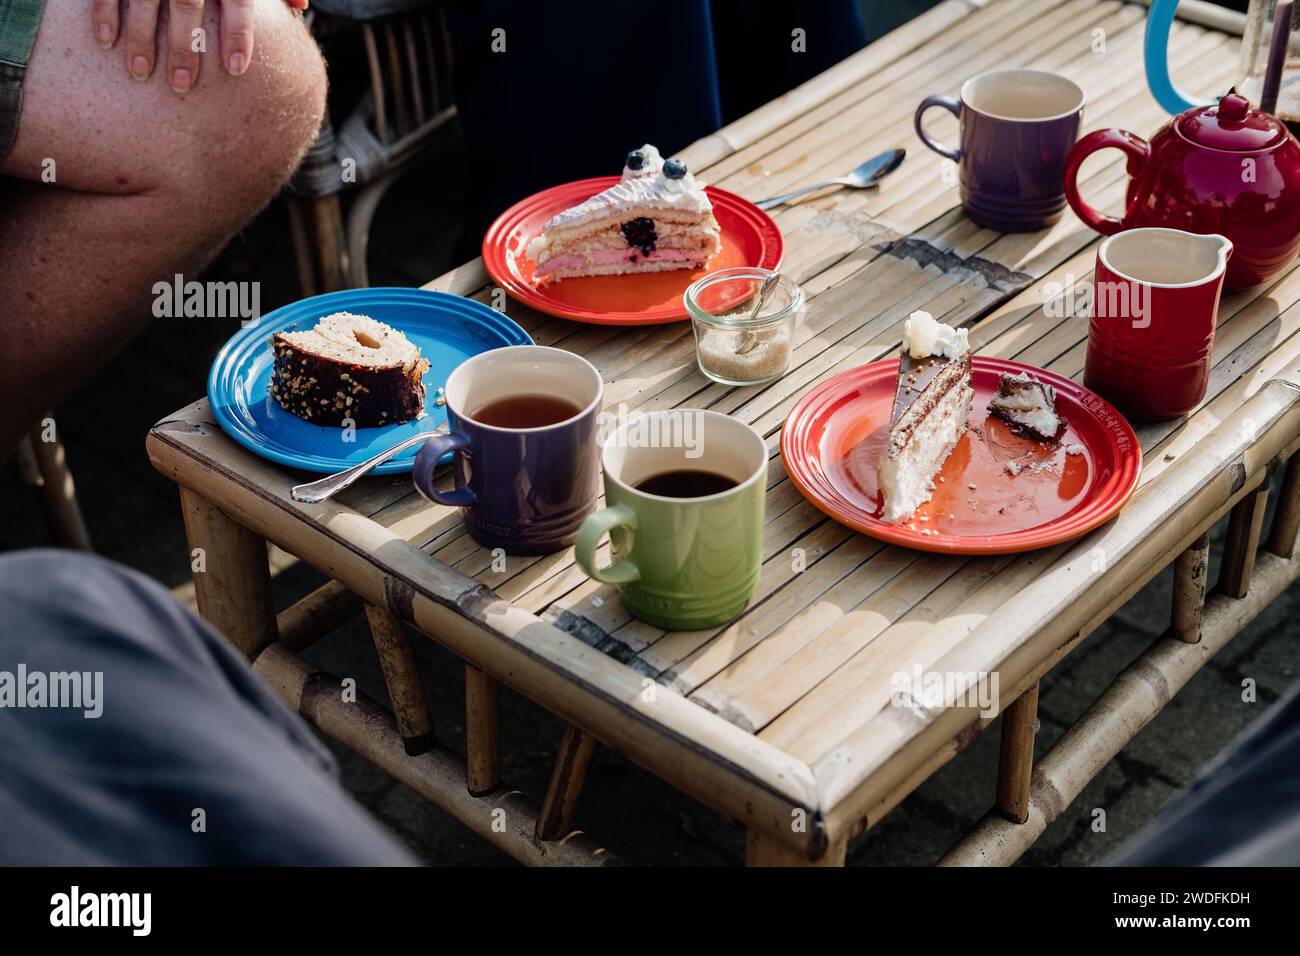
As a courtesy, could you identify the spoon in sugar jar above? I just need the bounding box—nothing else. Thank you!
[735,272,783,356]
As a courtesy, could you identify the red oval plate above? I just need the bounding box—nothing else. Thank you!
[482,177,783,326]
[781,357,1142,554]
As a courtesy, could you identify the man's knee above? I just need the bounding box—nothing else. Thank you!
[179,4,327,209]
[225,4,328,187]
[6,0,327,205]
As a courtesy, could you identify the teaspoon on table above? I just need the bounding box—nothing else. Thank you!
[290,423,449,504]
[755,147,906,210]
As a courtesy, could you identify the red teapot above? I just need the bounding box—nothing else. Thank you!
[1064,93,1300,288]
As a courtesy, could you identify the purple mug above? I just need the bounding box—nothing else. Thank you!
[915,69,1085,233]
[413,345,603,555]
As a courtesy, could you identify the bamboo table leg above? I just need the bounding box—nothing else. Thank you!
[364,603,436,756]
[1219,481,1271,599]
[1171,533,1211,644]
[1267,452,1300,557]
[179,486,277,659]
[536,724,595,841]
[745,828,847,867]
[277,580,363,652]
[996,683,1039,825]
[465,665,500,795]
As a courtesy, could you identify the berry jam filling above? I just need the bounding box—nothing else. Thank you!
[620,217,658,256]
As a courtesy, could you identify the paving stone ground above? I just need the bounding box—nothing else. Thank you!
[5,97,1297,866]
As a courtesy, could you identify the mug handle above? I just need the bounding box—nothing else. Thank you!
[574,504,641,585]
[412,431,478,506]
[1063,129,1151,236]
[914,95,962,162]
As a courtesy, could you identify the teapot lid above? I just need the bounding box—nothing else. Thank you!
[1176,93,1286,151]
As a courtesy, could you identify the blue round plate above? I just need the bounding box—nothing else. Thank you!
[207,287,533,474]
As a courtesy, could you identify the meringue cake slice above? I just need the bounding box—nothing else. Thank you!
[526,145,722,283]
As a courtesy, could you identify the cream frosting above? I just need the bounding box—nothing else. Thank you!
[903,310,969,359]
[621,144,664,180]
[534,145,712,238]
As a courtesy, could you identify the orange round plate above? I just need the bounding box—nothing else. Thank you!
[781,357,1142,554]
[482,177,783,325]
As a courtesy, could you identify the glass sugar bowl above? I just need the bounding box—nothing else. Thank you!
[684,267,804,386]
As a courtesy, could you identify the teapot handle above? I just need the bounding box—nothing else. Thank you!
[1063,129,1152,236]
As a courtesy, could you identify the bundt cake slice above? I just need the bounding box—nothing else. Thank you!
[269,312,430,426]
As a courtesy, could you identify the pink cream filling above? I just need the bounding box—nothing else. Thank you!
[536,248,702,275]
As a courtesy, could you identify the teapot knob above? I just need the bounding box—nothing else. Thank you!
[1219,93,1250,121]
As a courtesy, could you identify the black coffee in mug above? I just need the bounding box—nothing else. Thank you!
[471,394,582,429]
[635,469,738,498]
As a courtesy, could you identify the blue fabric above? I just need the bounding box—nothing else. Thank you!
[1110,678,1300,866]
[445,0,869,249]
[0,550,416,866]
[310,0,430,19]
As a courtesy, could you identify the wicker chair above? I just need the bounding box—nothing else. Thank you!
[288,3,457,293]
[13,418,92,551]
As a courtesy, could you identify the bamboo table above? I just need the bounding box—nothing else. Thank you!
[149,0,1300,865]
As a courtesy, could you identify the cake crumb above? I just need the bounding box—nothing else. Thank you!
[1005,461,1022,476]
[1065,443,1085,455]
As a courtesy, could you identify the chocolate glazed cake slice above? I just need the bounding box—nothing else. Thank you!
[878,311,974,524]
[269,312,430,426]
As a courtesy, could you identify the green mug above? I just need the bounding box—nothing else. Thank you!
[575,410,767,630]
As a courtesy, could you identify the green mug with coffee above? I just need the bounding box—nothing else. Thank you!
[575,410,767,630]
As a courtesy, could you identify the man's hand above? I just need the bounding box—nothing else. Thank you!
[93,0,310,95]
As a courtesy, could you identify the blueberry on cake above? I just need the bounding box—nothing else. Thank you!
[526,144,722,283]
[988,372,1065,440]
[269,312,430,426]
[878,310,974,524]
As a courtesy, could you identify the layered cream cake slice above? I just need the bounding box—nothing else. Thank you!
[878,310,974,524]
[526,144,722,283]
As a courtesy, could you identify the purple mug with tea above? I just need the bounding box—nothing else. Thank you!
[915,69,1085,232]
[412,345,603,555]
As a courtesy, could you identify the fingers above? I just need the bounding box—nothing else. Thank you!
[92,0,120,49]
[221,0,256,76]
[124,0,162,81]
[166,0,205,94]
